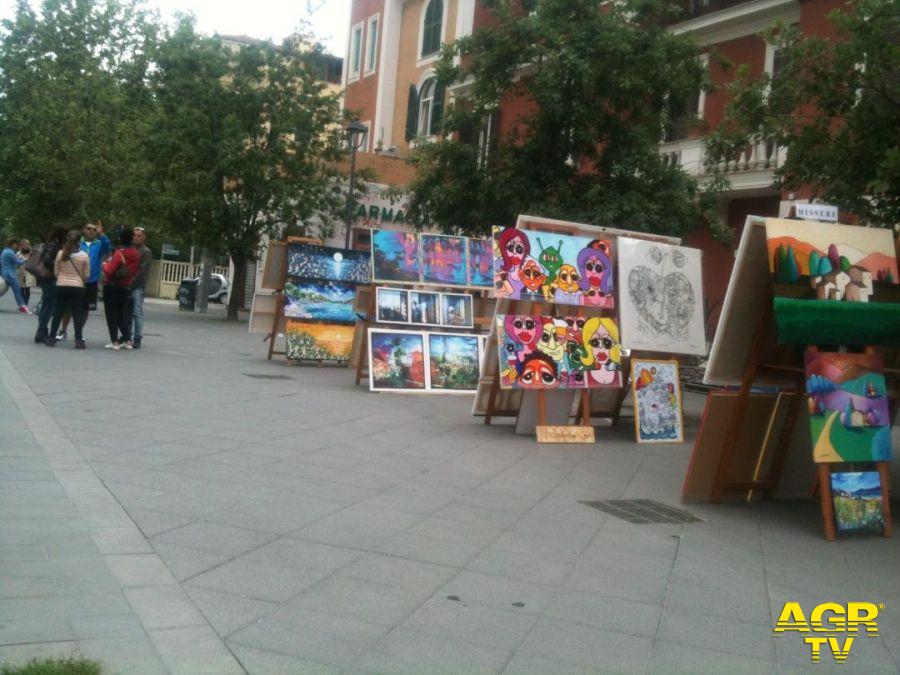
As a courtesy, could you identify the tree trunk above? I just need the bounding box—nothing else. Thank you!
[196,249,211,314]
[226,254,245,322]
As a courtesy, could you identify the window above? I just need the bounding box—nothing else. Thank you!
[418,79,436,136]
[349,23,363,79]
[662,55,707,143]
[365,16,378,74]
[421,0,443,58]
[405,77,445,141]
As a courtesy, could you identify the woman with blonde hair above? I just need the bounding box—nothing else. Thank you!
[576,316,622,386]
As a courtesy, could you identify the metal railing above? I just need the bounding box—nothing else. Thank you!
[668,0,756,23]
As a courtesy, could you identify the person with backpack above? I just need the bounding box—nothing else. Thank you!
[47,231,90,349]
[101,226,140,350]
[33,226,68,344]
[1,239,29,313]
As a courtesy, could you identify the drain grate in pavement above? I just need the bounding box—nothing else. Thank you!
[580,499,703,524]
[242,372,292,380]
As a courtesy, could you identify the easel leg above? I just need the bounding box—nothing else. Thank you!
[484,376,500,425]
[765,390,804,499]
[877,461,893,538]
[580,390,591,427]
[818,464,837,542]
[537,390,547,427]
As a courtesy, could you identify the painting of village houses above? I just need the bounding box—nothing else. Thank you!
[765,219,898,302]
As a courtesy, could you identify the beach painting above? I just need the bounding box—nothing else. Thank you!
[368,329,427,391]
[372,230,421,283]
[631,359,684,443]
[284,279,356,323]
[428,333,480,391]
[422,234,467,286]
[287,243,370,283]
[285,320,355,361]
[831,471,884,532]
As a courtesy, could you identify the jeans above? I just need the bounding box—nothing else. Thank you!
[103,284,133,343]
[50,286,85,342]
[1,271,25,307]
[35,278,56,341]
[131,286,145,341]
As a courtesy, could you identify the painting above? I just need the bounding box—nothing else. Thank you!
[409,291,440,325]
[631,359,683,443]
[804,351,892,463]
[286,243,370,283]
[492,226,614,307]
[467,238,494,287]
[372,229,421,283]
[376,287,409,324]
[496,314,623,389]
[831,472,884,531]
[369,329,426,391]
[618,237,706,356]
[422,234,467,286]
[285,320,355,361]
[428,333,481,391]
[441,293,474,328]
[765,219,898,302]
[283,279,356,323]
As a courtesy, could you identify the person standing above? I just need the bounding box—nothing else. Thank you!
[131,227,152,349]
[34,226,68,342]
[101,227,140,350]
[48,231,90,349]
[16,239,35,306]
[1,239,29,313]
[57,220,110,341]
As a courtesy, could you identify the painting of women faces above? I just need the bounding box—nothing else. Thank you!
[618,237,706,356]
[631,359,684,443]
[372,229,421,283]
[492,226,615,307]
[496,314,623,389]
[287,243,370,284]
[423,234,467,286]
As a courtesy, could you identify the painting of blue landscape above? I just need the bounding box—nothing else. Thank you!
[287,243,370,283]
[831,471,884,532]
[284,279,357,324]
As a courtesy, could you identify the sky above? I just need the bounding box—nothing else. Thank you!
[0,0,350,57]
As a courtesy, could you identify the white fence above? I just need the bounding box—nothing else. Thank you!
[150,260,230,300]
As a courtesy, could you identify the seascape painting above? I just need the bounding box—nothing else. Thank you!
[831,471,884,532]
[631,359,684,443]
[428,334,480,391]
[284,279,356,323]
[422,235,467,286]
[287,243,370,283]
[372,230,421,283]
[369,330,427,391]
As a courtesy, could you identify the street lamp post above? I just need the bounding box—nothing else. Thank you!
[344,121,368,250]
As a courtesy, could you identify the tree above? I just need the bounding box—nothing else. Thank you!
[0,0,157,236]
[147,19,345,320]
[400,0,723,238]
[705,0,900,225]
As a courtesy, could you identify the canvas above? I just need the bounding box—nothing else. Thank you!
[285,320,355,361]
[422,235,467,286]
[804,351,892,463]
[428,333,480,391]
[286,243,370,283]
[618,237,706,356]
[830,471,884,531]
[372,229,421,283]
[368,329,427,391]
[409,291,440,325]
[441,293,474,328]
[496,314,623,389]
[492,226,614,307]
[765,219,898,302]
[631,359,684,443]
[467,238,494,287]
[375,287,409,324]
[284,279,356,323]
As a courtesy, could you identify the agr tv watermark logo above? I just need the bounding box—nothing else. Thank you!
[774,602,883,663]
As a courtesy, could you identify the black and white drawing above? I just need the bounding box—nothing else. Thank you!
[618,237,707,356]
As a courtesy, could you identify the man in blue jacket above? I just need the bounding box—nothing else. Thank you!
[1,239,29,313]
[55,220,109,340]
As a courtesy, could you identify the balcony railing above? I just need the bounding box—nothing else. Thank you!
[668,0,757,23]
[659,137,784,188]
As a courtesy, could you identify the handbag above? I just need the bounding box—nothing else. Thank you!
[23,246,50,280]
[110,252,131,280]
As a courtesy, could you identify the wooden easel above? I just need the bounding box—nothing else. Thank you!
[267,236,324,362]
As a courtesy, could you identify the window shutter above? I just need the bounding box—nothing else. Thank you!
[429,83,445,135]
[405,84,418,141]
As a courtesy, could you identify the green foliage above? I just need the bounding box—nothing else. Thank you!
[705,0,900,225]
[1,656,101,675]
[402,0,722,237]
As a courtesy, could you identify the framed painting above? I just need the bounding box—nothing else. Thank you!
[492,226,614,307]
[440,293,474,328]
[283,279,357,324]
[409,291,441,326]
[765,219,898,302]
[285,320,355,361]
[831,471,884,531]
[372,229,421,283]
[467,238,494,288]
[427,333,481,392]
[631,359,684,443]
[618,237,706,356]
[375,287,409,324]
[496,314,623,389]
[368,329,427,391]
[804,351,892,463]
[422,234,467,286]
[286,243,370,283]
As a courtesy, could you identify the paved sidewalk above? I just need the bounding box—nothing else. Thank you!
[0,301,898,674]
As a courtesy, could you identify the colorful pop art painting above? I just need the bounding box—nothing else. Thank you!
[804,351,892,463]
[631,359,684,443]
[286,243,370,284]
[492,226,614,307]
[428,333,480,391]
[285,320,355,361]
[765,219,898,302]
[831,471,884,531]
[372,230,421,283]
[496,314,623,389]
[283,279,356,323]
[369,329,427,391]
[422,235,467,286]
[467,238,494,287]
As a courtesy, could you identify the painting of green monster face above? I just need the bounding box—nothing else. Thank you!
[536,238,564,284]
